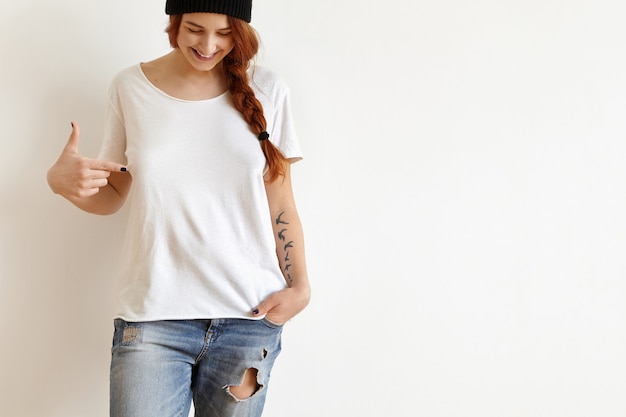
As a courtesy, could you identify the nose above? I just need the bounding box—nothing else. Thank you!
[199,33,218,53]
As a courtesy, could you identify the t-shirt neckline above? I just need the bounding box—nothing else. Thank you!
[136,63,229,104]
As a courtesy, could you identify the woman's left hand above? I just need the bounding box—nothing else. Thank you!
[253,286,311,325]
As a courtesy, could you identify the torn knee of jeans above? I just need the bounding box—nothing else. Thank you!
[225,368,263,401]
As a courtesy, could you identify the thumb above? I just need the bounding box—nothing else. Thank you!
[64,121,80,154]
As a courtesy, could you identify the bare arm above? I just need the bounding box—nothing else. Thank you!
[253,164,311,323]
[47,121,131,215]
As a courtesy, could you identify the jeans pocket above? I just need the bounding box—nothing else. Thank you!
[261,317,285,329]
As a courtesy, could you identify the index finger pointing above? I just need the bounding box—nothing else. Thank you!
[89,159,128,173]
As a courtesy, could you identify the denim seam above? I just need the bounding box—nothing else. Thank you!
[195,319,222,363]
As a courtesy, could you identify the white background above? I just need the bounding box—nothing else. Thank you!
[2,1,625,416]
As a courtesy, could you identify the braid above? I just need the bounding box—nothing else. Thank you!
[224,59,264,133]
[223,17,288,183]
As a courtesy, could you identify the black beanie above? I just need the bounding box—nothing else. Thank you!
[165,0,252,22]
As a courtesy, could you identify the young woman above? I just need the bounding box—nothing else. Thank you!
[46,1,310,416]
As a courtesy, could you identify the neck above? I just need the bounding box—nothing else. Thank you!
[143,50,230,101]
[169,49,226,85]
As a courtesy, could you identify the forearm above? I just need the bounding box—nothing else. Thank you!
[271,207,310,292]
[64,183,126,215]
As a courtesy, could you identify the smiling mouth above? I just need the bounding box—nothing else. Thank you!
[193,48,218,60]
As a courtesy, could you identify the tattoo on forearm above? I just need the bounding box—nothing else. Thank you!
[276,211,289,225]
[275,211,294,283]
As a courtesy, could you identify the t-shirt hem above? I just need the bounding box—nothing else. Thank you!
[112,313,266,323]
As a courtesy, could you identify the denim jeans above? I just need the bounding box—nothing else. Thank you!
[110,318,283,417]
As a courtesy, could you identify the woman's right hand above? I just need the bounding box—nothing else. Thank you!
[47,121,127,199]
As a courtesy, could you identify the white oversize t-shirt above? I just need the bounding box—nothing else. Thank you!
[98,64,302,322]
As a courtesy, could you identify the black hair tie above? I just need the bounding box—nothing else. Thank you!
[258,131,270,141]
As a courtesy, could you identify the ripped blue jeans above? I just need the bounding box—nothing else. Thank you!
[110,318,283,417]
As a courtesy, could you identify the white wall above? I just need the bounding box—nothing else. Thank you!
[2,1,625,416]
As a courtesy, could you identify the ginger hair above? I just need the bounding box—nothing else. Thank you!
[166,15,288,182]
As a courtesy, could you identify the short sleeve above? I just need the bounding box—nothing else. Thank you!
[251,67,302,163]
[97,77,127,165]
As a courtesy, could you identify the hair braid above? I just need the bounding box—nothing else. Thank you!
[223,17,288,182]
[223,59,287,182]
